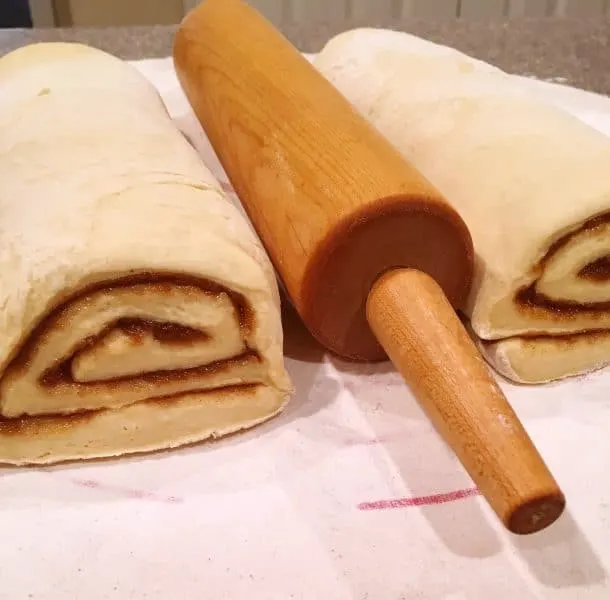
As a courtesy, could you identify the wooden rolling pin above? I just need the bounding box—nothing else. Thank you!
[173,0,565,534]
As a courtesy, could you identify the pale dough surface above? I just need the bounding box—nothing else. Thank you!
[314,28,610,383]
[0,42,291,464]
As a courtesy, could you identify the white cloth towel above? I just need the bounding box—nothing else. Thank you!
[0,55,609,600]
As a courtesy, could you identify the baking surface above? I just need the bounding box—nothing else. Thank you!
[0,55,610,599]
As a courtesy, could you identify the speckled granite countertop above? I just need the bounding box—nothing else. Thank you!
[1,18,609,94]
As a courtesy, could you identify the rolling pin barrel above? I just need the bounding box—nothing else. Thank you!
[173,0,565,534]
[174,0,473,361]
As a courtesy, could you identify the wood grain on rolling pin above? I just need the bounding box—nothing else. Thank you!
[173,0,473,361]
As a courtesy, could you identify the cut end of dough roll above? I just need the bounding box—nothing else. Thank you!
[0,42,291,464]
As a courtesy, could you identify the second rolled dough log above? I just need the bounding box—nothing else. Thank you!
[315,28,610,384]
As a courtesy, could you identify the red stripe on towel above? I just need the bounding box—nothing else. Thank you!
[358,487,480,511]
[72,478,183,504]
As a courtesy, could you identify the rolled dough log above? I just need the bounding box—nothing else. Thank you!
[315,28,610,384]
[0,42,291,464]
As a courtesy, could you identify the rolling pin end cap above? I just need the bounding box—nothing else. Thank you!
[506,491,566,535]
[301,194,474,361]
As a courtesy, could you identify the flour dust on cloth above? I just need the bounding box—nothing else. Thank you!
[0,43,291,465]
[314,28,610,384]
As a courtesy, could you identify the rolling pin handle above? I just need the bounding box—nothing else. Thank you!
[366,268,566,535]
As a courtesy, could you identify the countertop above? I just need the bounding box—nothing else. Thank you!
[1,18,610,95]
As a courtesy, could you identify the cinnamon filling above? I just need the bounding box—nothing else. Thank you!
[0,383,261,436]
[516,212,610,316]
[482,328,610,345]
[118,318,211,346]
[578,255,610,282]
[40,350,260,388]
[0,272,261,429]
